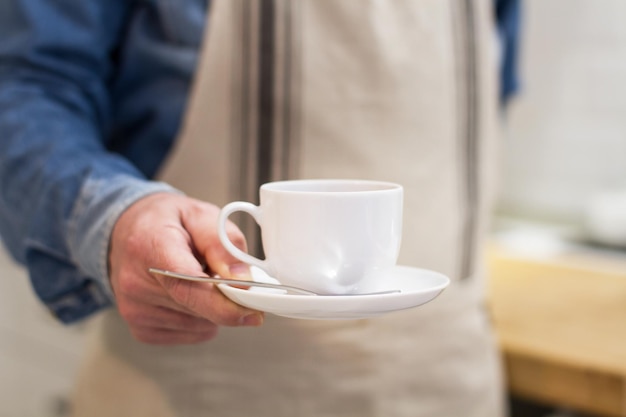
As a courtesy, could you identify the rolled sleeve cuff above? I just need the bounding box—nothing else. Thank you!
[69,176,182,303]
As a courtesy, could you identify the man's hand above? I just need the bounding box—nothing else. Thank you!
[108,192,264,345]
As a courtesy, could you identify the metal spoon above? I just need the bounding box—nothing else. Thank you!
[149,268,400,296]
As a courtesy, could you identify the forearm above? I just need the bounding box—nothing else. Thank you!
[0,78,180,321]
[0,0,178,322]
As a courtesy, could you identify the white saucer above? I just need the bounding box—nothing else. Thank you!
[217,265,450,320]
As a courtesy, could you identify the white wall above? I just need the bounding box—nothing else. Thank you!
[497,0,626,226]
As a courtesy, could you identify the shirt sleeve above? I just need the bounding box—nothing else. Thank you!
[0,0,180,322]
[494,0,522,105]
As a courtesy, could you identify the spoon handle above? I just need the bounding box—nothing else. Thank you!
[148,268,401,296]
[148,268,318,295]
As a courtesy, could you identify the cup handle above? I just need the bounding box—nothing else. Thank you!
[217,201,268,271]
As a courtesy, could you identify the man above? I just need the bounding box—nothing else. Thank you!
[0,0,520,416]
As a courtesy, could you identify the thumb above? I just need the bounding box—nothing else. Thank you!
[180,200,255,281]
[224,261,253,280]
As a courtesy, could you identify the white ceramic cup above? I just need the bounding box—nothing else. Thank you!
[217,179,403,295]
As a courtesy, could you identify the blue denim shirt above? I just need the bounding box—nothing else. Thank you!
[0,0,520,324]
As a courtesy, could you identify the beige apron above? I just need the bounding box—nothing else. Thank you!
[72,1,505,416]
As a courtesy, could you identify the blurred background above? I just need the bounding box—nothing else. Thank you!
[1,0,626,416]
[488,1,626,417]
[496,0,626,245]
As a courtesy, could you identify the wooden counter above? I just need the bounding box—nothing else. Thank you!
[487,246,626,416]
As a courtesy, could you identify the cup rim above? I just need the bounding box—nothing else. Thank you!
[260,179,402,194]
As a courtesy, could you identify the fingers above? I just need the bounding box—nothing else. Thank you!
[125,305,216,333]
[127,308,219,345]
[144,214,263,325]
[179,201,253,281]
[108,193,264,346]
[114,261,263,344]
[155,272,263,327]
[118,303,219,345]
